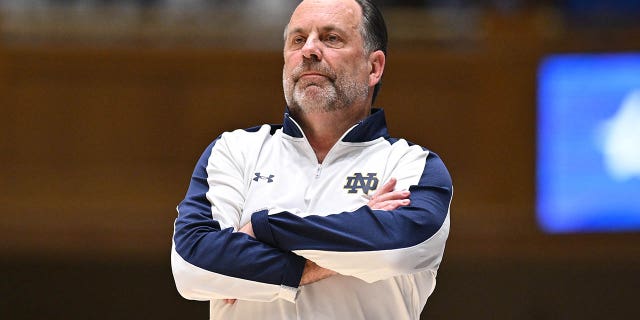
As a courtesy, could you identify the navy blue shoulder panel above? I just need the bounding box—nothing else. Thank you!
[282,114,304,138]
[176,139,219,227]
[282,108,389,141]
[243,124,282,135]
[342,108,390,142]
[419,151,452,191]
[385,137,422,147]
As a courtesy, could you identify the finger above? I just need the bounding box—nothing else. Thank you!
[374,199,410,211]
[371,178,397,199]
[224,299,237,305]
[380,178,397,194]
[374,190,410,203]
[238,222,255,238]
[383,199,410,211]
[371,199,395,210]
[368,178,397,207]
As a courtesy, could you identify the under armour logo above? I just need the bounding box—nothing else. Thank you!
[344,173,379,195]
[253,172,274,183]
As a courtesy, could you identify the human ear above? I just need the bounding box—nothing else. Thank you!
[368,50,386,87]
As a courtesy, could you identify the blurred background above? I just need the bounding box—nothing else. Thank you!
[1,0,639,319]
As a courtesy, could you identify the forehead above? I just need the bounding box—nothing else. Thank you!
[288,0,362,34]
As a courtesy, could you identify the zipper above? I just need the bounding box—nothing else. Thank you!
[315,164,323,178]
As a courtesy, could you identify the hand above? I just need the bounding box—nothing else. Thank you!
[225,260,337,303]
[238,222,255,238]
[300,260,337,286]
[367,178,410,211]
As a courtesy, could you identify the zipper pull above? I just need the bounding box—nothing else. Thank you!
[315,165,322,178]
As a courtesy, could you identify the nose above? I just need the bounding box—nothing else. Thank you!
[301,36,322,61]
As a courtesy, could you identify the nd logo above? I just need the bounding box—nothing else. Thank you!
[344,173,379,195]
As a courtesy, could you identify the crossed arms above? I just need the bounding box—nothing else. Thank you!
[171,134,452,303]
[240,178,409,282]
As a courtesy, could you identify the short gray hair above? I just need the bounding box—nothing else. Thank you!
[355,0,388,103]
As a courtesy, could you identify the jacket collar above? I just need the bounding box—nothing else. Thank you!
[282,107,389,143]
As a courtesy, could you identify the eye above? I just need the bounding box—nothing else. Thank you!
[292,35,306,46]
[325,34,340,43]
[323,33,344,48]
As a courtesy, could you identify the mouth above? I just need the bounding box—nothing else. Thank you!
[298,72,328,81]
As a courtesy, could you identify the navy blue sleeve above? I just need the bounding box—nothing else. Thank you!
[173,140,306,289]
[251,152,452,253]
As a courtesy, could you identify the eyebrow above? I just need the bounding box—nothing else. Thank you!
[286,25,348,37]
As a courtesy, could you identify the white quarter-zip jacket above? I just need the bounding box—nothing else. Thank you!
[171,109,453,319]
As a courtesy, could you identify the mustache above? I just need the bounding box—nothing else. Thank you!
[291,61,337,82]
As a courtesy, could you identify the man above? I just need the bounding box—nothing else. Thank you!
[171,0,453,318]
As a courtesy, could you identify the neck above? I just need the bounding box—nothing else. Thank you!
[293,106,371,163]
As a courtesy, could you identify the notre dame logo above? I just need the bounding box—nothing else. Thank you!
[344,173,379,195]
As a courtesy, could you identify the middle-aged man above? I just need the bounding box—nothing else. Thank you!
[171,0,453,319]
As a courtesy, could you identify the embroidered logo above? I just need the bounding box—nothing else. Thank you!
[253,172,275,183]
[344,173,379,195]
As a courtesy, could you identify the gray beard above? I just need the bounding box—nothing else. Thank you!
[283,67,369,114]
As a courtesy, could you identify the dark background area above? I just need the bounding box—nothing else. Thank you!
[1,1,640,319]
